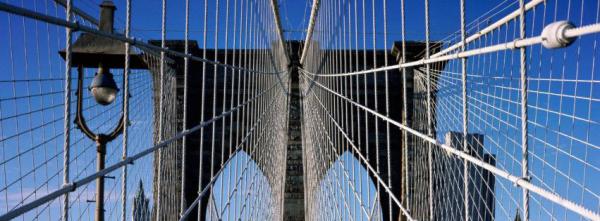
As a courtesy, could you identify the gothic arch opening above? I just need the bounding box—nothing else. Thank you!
[205,151,273,220]
[314,151,383,220]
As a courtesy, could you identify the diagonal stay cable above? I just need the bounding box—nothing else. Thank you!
[305,91,379,219]
[179,86,283,220]
[0,2,285,76]
[0,80,282,221]
[301,73,414,220]
[298,22,600,78]
[299,70,600,221]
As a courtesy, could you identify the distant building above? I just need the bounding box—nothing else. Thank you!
[390,42,496,221]
[432,132,496,221]
[133,181,151,221]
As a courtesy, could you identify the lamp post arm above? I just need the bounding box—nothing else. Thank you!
[75,65,98,141]
[75,65,125,143]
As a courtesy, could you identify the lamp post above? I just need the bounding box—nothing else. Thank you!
[59,1,147,220]
[75,63,124,221]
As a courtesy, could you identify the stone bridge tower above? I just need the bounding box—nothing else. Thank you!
[150,40,493,221]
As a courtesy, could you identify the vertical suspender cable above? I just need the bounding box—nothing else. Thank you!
[197,0,209,218]
[236,1,249,217]
[210,0,220,192]
[352,0,364,217]
[62,0,73,220]
[400,0,410,215]
[208,0,220,218]
[459,0,469,220]
[247,4,255,216]
[156,0,167,219]
[424,0,433,220]
[227,0,238,218]
[121,0,132,220]
[382,0,393,219]
[361,0,369,213]
[347,7,355,217]
[371,0,380,213]
[219,0,230,218]
[519,0,530,220]
[180,0,190,217]
[232,0,244,217]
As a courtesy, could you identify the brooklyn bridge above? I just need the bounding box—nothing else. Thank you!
[0,0,599,220]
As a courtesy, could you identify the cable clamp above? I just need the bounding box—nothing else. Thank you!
[63,182,77,191]
[508,39,520,50]
[513,176,530,187]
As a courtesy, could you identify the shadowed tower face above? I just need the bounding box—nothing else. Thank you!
[283,41,306,221]
[151,40,495,221]
[299,40,460,221]
[148,41,432,221]
[150,40,288,220]
[150,41,306,220]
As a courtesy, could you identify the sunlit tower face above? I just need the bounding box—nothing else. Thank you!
[90,64,119,105]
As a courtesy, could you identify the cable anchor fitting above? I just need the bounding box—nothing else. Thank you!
[541,21,575,49]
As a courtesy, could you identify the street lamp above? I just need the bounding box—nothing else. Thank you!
[59,1,147,220]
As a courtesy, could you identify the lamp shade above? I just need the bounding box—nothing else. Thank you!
[90,67,119,105]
